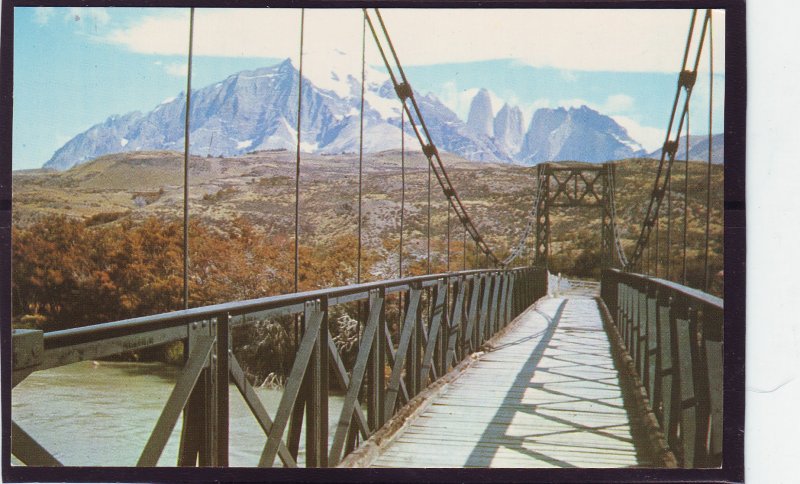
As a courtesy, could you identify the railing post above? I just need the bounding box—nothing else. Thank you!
[367,288,386,431]
[406,286,420,398]
[436,280,447,376]
[501,272,511,327]
[420,279,446,387]
[11,329,43,388]
[489,274,501,336]
[456,278,467,362]
[646,283,659,401]
[529,268,535,306]
[655,288,672,429]
[447,276,466,368]
[618,279,626,346]
[664,290,683,451]
[522,269,529,309]
[492,272,506,328]
[464,275,481,352]
[619,281,629,349]
[178,320,212,466]
[676,298,697,467]
[637,279,648,379]
[505,272,515,325]
[287,316,306,460]
[629,280,639,363]
[304,298,329,468]
[215,312,230,467]
[703,302,724,467]
[478,275,491,345]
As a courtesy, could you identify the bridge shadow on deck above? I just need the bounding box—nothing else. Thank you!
[464,297,648,468]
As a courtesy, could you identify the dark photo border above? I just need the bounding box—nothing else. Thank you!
[0,0,745,482]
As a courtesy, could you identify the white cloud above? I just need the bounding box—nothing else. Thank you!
[34,7,54,25]
[438,84,509,120]
[602,94,635,114]
[102,8,725,74]
[560,70,578,82]
[65,7,111,27]
[55,133,73,146]
[612,115,665,152]
[517,98,552,128]
[378,9,725,73]
[553,94,634,116]
[164,62,188,77]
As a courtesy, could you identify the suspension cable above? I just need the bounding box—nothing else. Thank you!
[182,7,194,310]
[624,9,710,271]
[703,12,714,292]
[501,171,545,267]
[666,129,673,280]
[655,210,660,277]
[608,162,629,268]
[294,9,304,294]
[364,8,500,266]
[357,11,366,284]
[462,224,466,271]
[427,151,431,274]
[447,200,451,272]
[399,108,405,278]
[682,105,690,285]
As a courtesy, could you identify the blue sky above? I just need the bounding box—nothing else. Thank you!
[12,7,725,170]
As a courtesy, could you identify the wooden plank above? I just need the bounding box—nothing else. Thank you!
[370,295,648,469]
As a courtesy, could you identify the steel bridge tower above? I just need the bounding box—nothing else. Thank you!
[534,162,615,270]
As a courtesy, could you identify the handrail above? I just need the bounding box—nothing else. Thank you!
[43,268,509,349]
[600,268,723,468]
[12,266,548,467]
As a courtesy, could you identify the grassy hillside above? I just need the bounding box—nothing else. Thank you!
[12,150,723,379]
[13,150,723,291]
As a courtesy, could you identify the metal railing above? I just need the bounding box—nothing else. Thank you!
[600,268,723,468]
[11,266,547,467]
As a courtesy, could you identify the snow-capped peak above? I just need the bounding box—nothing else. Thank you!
[288,48,391,101]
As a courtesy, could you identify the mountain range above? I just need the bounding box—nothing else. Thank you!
[42,57,720,171]
[647,133,724,164]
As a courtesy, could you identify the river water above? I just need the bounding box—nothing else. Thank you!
[12,360,354,467]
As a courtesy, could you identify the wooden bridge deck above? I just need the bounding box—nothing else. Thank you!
[372,286,650,468]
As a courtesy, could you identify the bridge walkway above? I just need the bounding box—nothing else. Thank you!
[371,284,651,468]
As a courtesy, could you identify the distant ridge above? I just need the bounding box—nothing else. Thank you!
[43,57,720,170]
[647,133,724,164]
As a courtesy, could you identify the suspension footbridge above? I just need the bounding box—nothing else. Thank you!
[10,7,723,472]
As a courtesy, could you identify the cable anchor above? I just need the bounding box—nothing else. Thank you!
[663,140,679,158]
[422,144,438,158]
[679,70,697,90]
[394,82,413,101]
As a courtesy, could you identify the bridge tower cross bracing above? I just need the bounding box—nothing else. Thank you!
[533,162,614,270]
